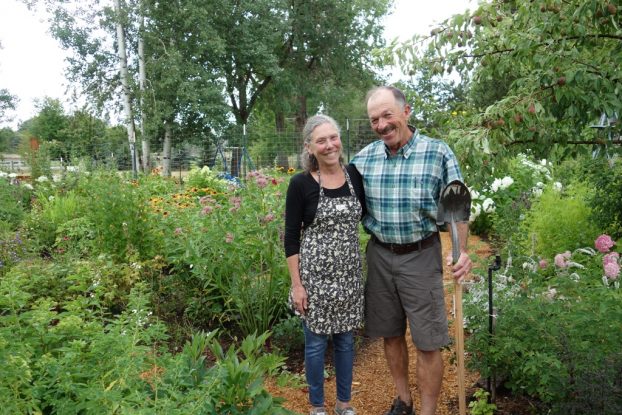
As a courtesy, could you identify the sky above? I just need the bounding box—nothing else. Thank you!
[0,0,476,128]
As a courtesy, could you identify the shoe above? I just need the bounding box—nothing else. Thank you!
[385,397,414,415]
[334,405,356,415]
[310,407,327,415]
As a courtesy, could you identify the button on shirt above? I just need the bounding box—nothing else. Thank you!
[350,128,463,244]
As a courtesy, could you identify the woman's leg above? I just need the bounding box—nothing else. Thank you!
[304,323,328,407]
[333,330,355,405]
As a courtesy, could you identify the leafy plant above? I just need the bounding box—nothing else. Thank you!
[518,182,599,258]
[465,243,622,413]
[468,389,496,415]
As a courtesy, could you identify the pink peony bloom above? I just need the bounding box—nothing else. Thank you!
[595,234,615,253]
[225,232,234,243]
[604,261,620,280]
[603,252,620,267]
[539,259,548,269]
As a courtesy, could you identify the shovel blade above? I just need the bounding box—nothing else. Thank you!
[437,180,471,224]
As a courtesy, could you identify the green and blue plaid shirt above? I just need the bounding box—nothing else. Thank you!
[351,128,463,244]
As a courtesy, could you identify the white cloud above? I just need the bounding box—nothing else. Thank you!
[0,1,70,127]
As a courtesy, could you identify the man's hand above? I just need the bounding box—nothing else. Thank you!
[446,251,472,283]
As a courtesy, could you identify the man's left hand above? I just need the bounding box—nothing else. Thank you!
[446,251,472,283]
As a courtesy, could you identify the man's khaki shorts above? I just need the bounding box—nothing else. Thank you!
[364,234,450,351]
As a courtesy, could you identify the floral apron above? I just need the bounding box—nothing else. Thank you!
[294,167,364,335]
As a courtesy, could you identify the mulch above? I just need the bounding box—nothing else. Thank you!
[265,232,496,414]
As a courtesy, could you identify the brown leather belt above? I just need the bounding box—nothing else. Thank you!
[371,232,439,255]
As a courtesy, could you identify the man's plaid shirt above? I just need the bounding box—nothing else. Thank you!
[351,128,463,244]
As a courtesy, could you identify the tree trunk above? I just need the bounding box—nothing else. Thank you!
[138,5,150,173]
[295,95,308,132]
[113,0,138,175]
[275,111,285,132]
[162,121,172,177]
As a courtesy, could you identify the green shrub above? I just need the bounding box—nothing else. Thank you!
[0,262,294,414]
[270,314,305,355]
[24,189,85,254]
[465,246,622,414]
[0,177,32,229]
[75,172,158,261]
[158,169,290,334]
[518,182,599,258]
[585,157,622,239]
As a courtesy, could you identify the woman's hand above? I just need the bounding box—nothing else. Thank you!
[291,284,308,315]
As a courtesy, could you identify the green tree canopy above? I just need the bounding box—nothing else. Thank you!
[388,0,622,173]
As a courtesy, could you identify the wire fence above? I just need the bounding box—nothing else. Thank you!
[0,118,379,178]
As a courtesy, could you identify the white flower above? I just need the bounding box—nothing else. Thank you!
[470,203,482,222]
[52,175,62,182]
[532,187,543,197]
[8,173,17,178]
[490,178,503,193]
[470,189,480,200]
[536,181,544,188]
[500,176,514,189]
[23,183,33,190]
[36,176,49,182]
[544,287,557,301]
[0,171,7,178]
[553,182,563,191]
[67,166,78,172]
[482,198,496,213]
[48,195,55,201]
[540,159,547,166]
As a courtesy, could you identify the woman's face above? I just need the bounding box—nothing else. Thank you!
[307,122,342,168]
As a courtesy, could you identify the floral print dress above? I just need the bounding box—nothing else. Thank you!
[295,167,364,335]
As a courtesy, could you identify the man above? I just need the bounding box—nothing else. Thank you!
[350,86,472,415]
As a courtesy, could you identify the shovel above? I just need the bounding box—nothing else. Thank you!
[438,180,471,415]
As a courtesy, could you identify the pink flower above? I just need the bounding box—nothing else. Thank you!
[256,177,268,188]
[225,232,234,243]
[174,227,183,235]
[595,234,615,253]
[539,259,548,269]
[262,213,275,223]
[201,206,213,215]
[603,252,620,267]
[554,251,571,268]
[604,261,620,280]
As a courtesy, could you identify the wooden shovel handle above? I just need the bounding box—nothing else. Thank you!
[455,280,466,415]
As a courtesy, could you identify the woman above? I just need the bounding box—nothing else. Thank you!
[284,114,365,415]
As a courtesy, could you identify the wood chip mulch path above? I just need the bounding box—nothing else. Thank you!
[266,232,494,415]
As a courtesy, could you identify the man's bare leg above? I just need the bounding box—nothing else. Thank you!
[384,336,412,406]
[416,349,443,415]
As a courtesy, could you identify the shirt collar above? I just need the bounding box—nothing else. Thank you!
[383,125,418,159]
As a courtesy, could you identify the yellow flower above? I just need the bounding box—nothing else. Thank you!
[287,167,295,174]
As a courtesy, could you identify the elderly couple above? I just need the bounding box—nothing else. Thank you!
[284,86,472,415]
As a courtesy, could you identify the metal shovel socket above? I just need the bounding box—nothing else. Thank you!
[438,180,472,263]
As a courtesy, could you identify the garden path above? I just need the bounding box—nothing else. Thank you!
[266,232,508,415]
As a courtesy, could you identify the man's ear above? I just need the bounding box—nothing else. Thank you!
[404,105,412,117]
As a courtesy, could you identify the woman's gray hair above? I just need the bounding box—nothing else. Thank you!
[300,114,342,173]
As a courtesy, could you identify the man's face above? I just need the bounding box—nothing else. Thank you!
[367,89,412,153]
